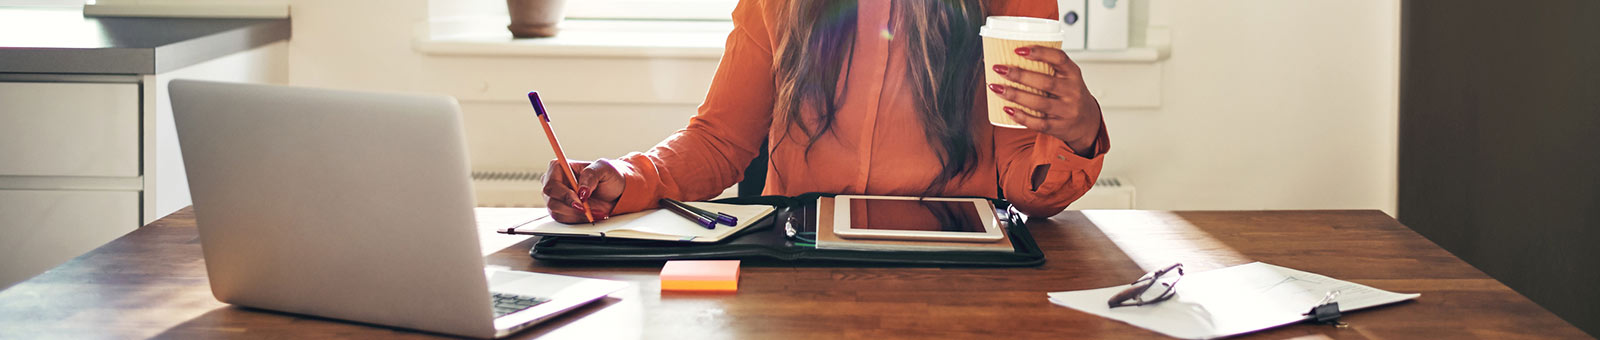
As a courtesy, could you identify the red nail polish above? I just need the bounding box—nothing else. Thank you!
[576,186,590,200]
[572,201,584,210]
[988,84,1005,94]
[1014,47,1031,56]
[992,65,1009,76]
[1004,107,1017,115]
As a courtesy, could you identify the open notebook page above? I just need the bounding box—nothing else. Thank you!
[517,202,775,242]
[474,207,544,255]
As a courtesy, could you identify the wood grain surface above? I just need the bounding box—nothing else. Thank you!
[0,208,1588,339]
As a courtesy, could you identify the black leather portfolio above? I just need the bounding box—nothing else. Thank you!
[528,193,1046,267]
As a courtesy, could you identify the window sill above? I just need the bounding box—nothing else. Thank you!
[416,18,732,59]
[415,17,1168,62]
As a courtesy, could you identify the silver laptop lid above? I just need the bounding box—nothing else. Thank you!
[170,80,497,338]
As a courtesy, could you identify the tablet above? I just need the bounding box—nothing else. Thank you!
[831,195,1004,242]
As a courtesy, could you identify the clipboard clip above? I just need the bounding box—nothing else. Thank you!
[1303,290,1348,328]
[784,214,799,238]
[782,214,816,245]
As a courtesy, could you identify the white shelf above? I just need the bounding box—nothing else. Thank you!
[417,18,1169,63]
[1067,47,1168,63]
[83,2,288,18]
[417,19,731,59]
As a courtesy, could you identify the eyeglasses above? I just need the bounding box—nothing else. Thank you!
[1107,263,1184,308]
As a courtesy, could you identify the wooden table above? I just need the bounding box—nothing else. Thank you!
[0,209,1588,339]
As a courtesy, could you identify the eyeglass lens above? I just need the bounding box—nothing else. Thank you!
[1138,270,1181,302]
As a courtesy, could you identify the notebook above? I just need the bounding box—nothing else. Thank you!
[500,201,775,243]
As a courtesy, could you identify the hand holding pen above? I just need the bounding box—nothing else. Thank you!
[540,158,625,223]
[530,91,626,224]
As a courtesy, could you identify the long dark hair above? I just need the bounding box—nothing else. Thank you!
[772,0,987,193]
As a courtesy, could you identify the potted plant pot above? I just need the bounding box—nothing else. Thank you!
[506,0,568,38]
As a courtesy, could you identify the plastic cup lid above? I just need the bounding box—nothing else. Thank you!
[979,16,1063,42]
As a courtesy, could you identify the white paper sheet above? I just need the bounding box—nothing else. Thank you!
[1048,262,1420,339]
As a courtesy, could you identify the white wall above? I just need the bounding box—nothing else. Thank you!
[287,1,427,92]
[150,41,290,223]
[1101,1,1400,213]
[287,0,1400,214]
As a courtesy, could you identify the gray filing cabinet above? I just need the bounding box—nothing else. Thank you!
[0,8,290,288]
[0,79,144,288]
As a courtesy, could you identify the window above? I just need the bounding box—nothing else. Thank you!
[565,0,736,21]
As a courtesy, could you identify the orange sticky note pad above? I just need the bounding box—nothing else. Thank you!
[660,260,740,292]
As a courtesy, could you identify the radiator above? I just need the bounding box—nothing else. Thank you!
[1067,177,1136,209]
[471,170,544,207]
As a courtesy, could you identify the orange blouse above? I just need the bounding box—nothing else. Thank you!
[610,0,1108,217]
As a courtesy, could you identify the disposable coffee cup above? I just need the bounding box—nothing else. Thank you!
[980,16,1064,128]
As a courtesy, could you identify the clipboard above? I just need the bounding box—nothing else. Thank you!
[527,193,1047,267]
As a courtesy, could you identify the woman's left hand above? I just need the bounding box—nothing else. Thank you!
[988,45,1103,155]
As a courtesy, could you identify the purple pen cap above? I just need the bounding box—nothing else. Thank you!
[715,213,737,226]
[526,91,549,121]
[687,211,717,229]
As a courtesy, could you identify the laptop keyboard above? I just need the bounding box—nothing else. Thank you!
[491,292,552,318]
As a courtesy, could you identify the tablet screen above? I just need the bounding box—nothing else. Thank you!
[848,199,986,232]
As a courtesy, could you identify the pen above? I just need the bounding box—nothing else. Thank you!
[662,198,737,226]
[659,198,716,229]
[528,91,593,223]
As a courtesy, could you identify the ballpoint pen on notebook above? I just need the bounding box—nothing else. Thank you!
[661,197,737,226]
[659,198,717,229]
[528,91,593,223]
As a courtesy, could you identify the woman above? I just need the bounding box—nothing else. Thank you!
[543,0,1107,223]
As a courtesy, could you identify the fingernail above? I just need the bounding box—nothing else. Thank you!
[992,65,1009,76]
[576,186,590,201]
[988,84,1005,94]
[1004,107,1017,115]
[572,201,584,210]
[1014,47,1031,56]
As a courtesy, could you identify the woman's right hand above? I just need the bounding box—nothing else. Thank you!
[542,158,626,224]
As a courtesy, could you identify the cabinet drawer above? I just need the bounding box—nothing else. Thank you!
[0,189,139,288]
[0,82,140,177]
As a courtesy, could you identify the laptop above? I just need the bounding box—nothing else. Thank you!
[169,79,627,339]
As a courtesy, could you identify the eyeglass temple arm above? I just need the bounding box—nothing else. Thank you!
[1107,263,1184,308]
[1107,284,1149,308]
